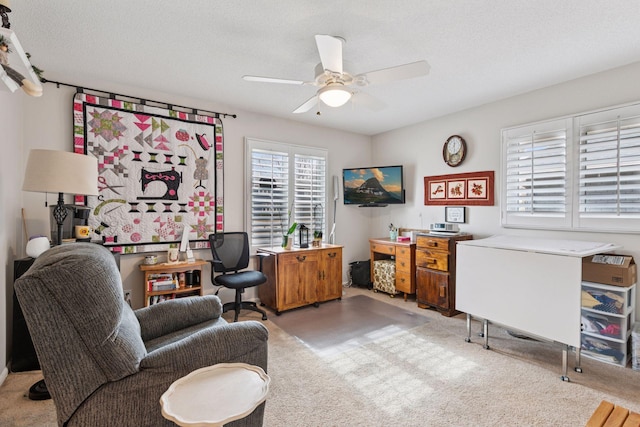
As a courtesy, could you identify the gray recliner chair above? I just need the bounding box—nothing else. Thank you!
[14,243,268,427]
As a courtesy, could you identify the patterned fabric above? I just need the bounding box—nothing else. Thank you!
[373,259,398,295]
[72,93,224,254]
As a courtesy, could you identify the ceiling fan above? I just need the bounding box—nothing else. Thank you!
[242,35,430,114]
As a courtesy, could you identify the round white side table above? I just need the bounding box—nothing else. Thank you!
[160,363,270,427]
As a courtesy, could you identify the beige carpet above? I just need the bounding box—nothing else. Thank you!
[2,287,640,426]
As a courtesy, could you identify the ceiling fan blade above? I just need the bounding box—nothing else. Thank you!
[356,60,430,86]
[293,95,318,114]
[242,75,306,85]
[351,92,386,112]
[315,35,343,74]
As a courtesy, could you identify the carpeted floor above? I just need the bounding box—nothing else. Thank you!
[2,286,640,426]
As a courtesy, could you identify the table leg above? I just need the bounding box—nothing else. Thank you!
[483,319,490,350]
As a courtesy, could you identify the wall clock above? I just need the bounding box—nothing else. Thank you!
[443,135,466,167]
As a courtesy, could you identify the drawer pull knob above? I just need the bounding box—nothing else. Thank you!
[439,285,447,298]
[428,241,437,247]
[328,252,337,258]
[296,255,306,262]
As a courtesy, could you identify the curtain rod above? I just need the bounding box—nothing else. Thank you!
[41,78,237,119]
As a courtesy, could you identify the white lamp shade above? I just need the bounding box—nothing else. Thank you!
[318,84,352,108]
[23,149,99,196]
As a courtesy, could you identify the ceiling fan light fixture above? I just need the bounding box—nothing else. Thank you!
[318,84,351,107]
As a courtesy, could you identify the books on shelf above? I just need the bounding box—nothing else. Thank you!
[147,273,178,292]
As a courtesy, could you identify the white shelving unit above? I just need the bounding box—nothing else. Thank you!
[581,281,636,367]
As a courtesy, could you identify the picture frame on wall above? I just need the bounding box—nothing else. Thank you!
[445,206,466,223]
[424,171,494,206]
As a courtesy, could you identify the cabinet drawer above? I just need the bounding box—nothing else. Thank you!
[581,334,629,366]
[395,270,414,294]
[582,282,632,315]
[371,243,395,256]
[395,254,412,273]
[416,249,448,271]
[581,309,631,341]
[416,235,449,252]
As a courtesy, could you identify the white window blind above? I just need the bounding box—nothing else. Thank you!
[575,105,640,231]
[293,153,327,238]
[245,138,328,249]
[502,119,572,229]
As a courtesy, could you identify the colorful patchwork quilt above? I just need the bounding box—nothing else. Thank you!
[73,92,223,253]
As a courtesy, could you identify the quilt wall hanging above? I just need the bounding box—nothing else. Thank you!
[73,92,224,253]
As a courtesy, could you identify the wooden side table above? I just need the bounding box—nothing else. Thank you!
[160,363,270,426]
[139,259,208,306]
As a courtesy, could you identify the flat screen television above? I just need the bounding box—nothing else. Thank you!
[342,165,405,206]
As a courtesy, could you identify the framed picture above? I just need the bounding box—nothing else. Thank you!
[424,171,494,206]
[445,207,466,223]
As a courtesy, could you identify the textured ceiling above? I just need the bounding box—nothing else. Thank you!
[9,1,640,135]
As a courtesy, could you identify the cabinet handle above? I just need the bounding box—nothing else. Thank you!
[328,252,337,258]
[322,271,325,280]
[428,241,438,247]
[426,258,436,264]
[439,284,447,298]
[400,262,405,267]
[296,255,306,262]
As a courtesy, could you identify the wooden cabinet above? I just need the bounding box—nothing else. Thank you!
[369,238,416,300]
[415,234,472,316]
[317,247,343,302]
[258,245,343,314]
[139,260,207,306]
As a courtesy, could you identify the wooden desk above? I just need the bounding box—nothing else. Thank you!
[369,238,416,300]
[257,244,343,314]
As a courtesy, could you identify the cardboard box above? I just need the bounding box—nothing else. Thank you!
[582,255,637,287]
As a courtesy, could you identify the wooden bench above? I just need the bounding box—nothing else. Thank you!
[587,401,640,427]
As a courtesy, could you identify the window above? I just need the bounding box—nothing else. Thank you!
[575,105,640,231]
[503,118,572,229]
[245,138,328,248]
[502,102,640,233]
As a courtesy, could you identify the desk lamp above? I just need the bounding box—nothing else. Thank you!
[23,149,98,245]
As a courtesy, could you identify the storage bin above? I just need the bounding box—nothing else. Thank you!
[373,259,398,296]
[581,309,631,341]
[581,282,633,315]
[632,323,640,371]
[581,334,629,367]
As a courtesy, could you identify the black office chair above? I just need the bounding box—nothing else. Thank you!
[209,232,268,322]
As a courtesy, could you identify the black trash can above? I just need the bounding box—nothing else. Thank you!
[349,260,371,288]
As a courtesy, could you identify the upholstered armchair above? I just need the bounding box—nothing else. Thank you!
[14,243,268,427]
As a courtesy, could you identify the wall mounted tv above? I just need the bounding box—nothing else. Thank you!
[343,165,405,207]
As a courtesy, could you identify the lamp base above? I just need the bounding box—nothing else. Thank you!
[28,379,51,400]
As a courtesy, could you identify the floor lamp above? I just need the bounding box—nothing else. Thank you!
[21,149,98,400]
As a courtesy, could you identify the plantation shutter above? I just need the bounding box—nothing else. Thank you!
[248,147,290,248]
[575,105,640,231]
[294,153,327,239]
[502,118,572,229]
[246,138,328,249]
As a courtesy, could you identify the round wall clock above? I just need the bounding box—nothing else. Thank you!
[443,135,467,167]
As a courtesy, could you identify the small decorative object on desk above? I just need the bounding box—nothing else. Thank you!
[312,230,323,247]
[389,223,398,241]
[299,224,309,248]
[281,203,297,249]
[167,244,179,264]
[144,254,158,265]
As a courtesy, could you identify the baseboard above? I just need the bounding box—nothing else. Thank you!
[0,366,8,387]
